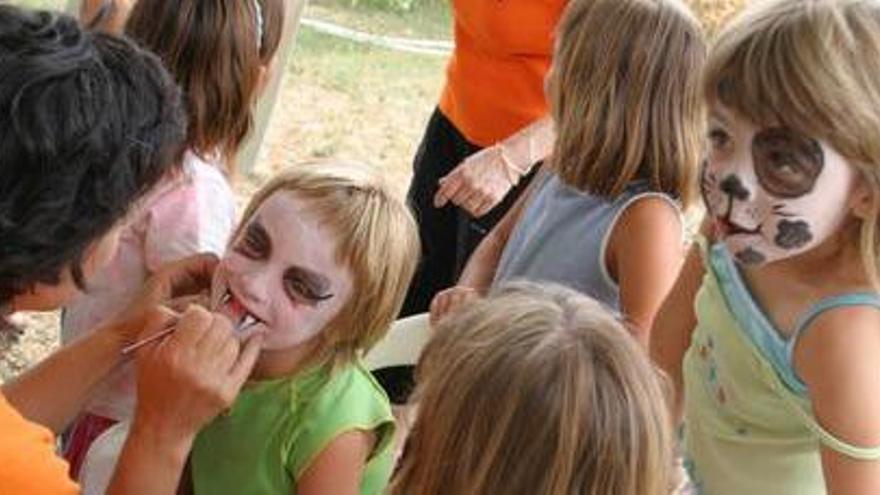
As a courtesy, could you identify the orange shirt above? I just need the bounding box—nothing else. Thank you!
[0,392,79,495]
[439,0,566,147]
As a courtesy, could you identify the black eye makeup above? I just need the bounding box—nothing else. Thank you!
[235,221,271,259]
[284,268,334,306]
[752,127,824,198]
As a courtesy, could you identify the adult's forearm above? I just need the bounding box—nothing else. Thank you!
[498,116,555,172]
[106,422,192,495]
[2,325,124,433]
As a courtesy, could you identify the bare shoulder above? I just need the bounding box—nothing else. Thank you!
[796,303,880,447]
[611,195,684,257]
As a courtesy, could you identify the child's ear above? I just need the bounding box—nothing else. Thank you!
[849,179,875,220]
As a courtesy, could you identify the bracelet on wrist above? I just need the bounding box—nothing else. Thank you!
[498,145,528,185]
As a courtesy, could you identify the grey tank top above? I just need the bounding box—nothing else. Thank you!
[493,172,680,312]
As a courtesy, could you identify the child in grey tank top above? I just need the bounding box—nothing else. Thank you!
[430,0,707,346]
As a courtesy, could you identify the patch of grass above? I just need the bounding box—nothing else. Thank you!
[309,0,452,41]
[257,9,447,196]
[12,0,69,11]
[290,25,445,96]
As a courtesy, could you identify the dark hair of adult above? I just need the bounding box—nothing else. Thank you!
[0,5,186,307]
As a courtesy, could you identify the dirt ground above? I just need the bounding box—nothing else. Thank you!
[2,0,747,381]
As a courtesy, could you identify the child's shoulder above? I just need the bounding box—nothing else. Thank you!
[796,298,880,363]
[302,362,391,415]
[794,299,880,457]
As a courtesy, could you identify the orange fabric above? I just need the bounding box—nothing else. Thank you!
[0,392,79,495]
[439,0,566,147]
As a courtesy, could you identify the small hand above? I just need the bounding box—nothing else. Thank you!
[429,285,481,326]
[105,254,219,347]
[433,145,522,218]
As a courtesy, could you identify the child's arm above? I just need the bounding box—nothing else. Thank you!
[606,197,687,347]
[458,174,538,290]
[649,222,708,420]
[429,175,537,323]
[796,307,880,494]
[296,430,375,495]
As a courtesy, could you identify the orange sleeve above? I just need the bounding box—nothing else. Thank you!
[0,393,79,495]
[439,0,567,146]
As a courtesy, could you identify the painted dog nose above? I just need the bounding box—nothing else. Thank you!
[720,175,750,201]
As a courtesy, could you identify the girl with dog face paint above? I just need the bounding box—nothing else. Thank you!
[701,103,858,266]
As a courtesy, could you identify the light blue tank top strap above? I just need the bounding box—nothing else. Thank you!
[785,292,880,390]
[706,242,880,461]
[708,244,880,396]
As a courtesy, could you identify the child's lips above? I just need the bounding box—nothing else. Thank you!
[715,217,761,237]
[218,288,267,332]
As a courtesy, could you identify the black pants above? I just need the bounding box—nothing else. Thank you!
[401,108,532,316]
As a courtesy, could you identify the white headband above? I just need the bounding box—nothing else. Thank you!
[253,0,264,52]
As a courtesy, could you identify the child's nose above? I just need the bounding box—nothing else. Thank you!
[720,174,750,201]
[237,269,270,305]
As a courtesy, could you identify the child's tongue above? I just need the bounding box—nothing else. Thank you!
[226,293,249,325]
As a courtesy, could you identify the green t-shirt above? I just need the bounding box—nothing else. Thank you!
[191,361,395,495]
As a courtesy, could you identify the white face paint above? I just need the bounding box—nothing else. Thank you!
[210,192,353,351]
[701,104,857,265]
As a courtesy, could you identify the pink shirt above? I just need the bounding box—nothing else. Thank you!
[62,151,236,420]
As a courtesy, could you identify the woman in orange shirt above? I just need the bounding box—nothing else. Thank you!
[0,6,260,494]
[403,0,565,315]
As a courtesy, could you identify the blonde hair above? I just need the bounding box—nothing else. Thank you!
[549,0,706,208]
[391,282,674,495]
[705,0,880,286]
[235,161,420,368]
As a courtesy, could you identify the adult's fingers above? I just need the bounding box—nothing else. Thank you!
[451,188,484,216]
[149,253,220,302]
[433,170,466,208]
[471,195,498,218]
[167,294,210,313]
[171,305,214,350]
[224,333,264,397]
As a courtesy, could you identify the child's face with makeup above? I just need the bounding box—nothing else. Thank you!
[211,191,353,350]
[700,102,858,266]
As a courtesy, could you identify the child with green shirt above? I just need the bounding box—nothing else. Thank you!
[191,161,420,494]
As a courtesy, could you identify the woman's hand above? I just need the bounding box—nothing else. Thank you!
[433,145,521,218]
[133,305,262,444]
[429,285,481,326]
[108,306,263,495]
[109,254,219,348]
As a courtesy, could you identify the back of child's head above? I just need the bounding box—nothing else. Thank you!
[125,0,285,165]
[0,5,185,307]
[392,281,674,495]
[549,0,706,207]
[705,0,880,282]
[237,161,420,368]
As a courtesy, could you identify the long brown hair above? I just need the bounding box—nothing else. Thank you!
[392,282,675,495]
[125,0,285,170]
[549,0,706,208]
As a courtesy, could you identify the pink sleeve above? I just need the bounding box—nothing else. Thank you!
[142,170,237,272]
